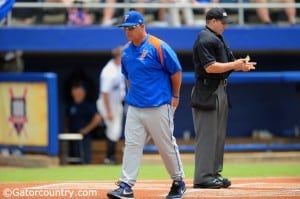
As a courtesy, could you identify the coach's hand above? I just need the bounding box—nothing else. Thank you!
[171,96,179,109]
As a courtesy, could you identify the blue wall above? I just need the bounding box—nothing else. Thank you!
[1,26,300,52]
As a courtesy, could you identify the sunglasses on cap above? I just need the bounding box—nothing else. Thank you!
[123,25,140,31]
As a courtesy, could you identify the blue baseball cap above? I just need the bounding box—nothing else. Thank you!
[118,11,144,27]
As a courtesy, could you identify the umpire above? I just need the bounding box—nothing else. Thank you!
[191,7,256,189]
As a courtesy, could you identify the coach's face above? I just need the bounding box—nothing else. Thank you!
[123,24,146,46]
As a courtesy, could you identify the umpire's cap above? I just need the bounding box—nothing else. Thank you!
[118,11,144,27]
[206,7,233,24]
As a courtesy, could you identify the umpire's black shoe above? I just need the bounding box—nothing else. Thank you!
[216,174,231,188]
[193,178,223,189]
[166,180,186,199]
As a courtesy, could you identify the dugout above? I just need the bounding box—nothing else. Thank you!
[1,25,300,141]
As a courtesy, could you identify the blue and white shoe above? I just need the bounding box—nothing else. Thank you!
[166,180,186,199]
[107,181,134,199]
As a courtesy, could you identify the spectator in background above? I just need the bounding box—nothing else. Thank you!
[134,0,168,24]
[153,0,200,26]
[101,0,120,26]
[213,0,297,25]
[194,0,218,14]
[253,0,297,25]
[67,0,93,26]
[125,0,172,26]
[65,81,102,164]
[97,46,125,165]
[65,69,97,103]
[101,0,197,26]
[167,0,195,26]
[12,0,37,25]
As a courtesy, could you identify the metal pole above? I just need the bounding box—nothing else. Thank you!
[238,0,245,25]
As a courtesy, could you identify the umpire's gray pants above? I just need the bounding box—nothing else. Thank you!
[192,84,229,184]
[120,104,185,186]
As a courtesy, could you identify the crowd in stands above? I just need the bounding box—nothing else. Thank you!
[7,0,299,26]
[253,0,297,25]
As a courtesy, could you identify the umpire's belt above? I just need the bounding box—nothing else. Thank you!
[201,78,227,86]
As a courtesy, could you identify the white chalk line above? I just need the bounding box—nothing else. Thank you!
[25,179,300,198]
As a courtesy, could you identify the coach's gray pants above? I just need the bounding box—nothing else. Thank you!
[120,104,184,186]
[192,84,229,184]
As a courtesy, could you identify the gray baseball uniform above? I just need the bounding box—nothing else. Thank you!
[121,105,184,186]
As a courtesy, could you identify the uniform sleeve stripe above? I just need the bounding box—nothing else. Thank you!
[148,35,164,66]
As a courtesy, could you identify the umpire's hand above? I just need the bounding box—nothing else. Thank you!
[234,58,256,72]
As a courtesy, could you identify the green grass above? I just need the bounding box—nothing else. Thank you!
[1,162,300,182]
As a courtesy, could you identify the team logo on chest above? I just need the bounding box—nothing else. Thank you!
[140,50,148,60]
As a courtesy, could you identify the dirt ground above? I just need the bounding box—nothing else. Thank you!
[1,177,299,199]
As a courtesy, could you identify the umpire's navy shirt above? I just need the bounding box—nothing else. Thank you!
[192,26,234,80]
